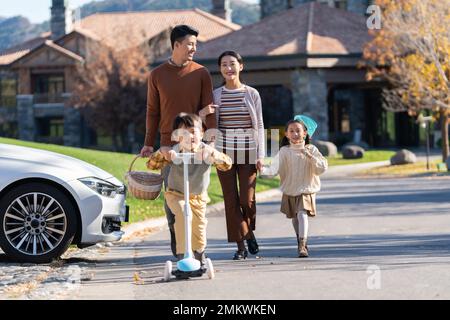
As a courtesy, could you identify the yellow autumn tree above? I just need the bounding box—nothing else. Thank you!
[364,0,450,161]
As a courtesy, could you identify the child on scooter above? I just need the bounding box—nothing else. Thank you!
[147,113,232,264]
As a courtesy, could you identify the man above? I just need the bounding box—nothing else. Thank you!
[140,25,217,257]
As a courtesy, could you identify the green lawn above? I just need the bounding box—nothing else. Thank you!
[360,160,449,177]
[327,150,396,166]
[0,137,395,223]
[0,138,279,223]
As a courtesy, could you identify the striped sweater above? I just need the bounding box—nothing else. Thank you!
[217,87,256,152]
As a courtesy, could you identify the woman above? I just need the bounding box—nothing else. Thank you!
[203,50,265,260]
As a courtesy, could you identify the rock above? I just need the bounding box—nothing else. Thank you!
[390,149,417,165]
[342,145,364,159]
[343,141,369,151]
[312,140,337,157]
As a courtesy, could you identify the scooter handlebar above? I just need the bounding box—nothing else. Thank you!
[172,152,196,163]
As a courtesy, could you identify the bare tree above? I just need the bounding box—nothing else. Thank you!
[71,28,171,151]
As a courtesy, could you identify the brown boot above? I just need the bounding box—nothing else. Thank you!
[194,250,206,266]
[298,238,309,258]
[176,254,184,261]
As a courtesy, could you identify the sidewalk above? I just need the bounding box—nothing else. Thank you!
[122,159,393,240]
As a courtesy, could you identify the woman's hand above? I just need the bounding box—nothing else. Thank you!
[199,104,218,119]
[256,159,264,172]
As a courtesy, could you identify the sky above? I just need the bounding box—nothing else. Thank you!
[0,0,260,24]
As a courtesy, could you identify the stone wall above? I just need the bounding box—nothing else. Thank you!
[17,95,35,141]
[291,69,329,140]
[62,93,82,147]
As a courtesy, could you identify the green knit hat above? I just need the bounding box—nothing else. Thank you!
[293,115,318,138]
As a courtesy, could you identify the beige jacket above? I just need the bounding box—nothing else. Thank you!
[261,143,328,196]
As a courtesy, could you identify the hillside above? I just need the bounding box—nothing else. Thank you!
[78,0,259,25]
[0,16,48,52]
[0,0,259,53]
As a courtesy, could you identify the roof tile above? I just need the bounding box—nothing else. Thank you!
[1,8,240,65]
[78,8,241,49]
[196,3,371,59]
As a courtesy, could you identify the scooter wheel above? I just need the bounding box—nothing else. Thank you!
[205,258,215,279]
[163,260,172,282]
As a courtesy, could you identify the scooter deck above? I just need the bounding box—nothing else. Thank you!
[172,267,206,279]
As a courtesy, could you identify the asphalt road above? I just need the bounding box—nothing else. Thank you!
[74,175,450,300]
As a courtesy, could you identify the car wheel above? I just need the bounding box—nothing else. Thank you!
[0,182,77,263]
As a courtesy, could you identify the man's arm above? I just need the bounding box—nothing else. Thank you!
[144,72,160,148]
[200,68,217,131]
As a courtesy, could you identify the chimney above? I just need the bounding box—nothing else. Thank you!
[211,0,232,22]
[50,0,73,40]
[260,0,293,19]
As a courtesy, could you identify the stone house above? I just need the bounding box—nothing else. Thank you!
[0,0,424,150]
[194,0,422,148]
[0,0,240,149]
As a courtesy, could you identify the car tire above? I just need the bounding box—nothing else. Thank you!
[0,182,77,264]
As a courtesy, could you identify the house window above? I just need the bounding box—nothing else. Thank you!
[0,121,18,138]
[330,99,351,133]
[0,77,17,107]
[36,117,64,144]
[32,74,65,103]
[328,96,353,146]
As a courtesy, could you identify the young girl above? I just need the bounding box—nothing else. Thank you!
[261,115,328,257]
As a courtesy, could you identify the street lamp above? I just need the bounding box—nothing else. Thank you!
[417,114,433,170]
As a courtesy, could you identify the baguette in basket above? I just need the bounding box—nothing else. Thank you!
[125,155,163,200]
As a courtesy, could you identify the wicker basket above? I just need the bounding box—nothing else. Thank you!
[125,155,164,200]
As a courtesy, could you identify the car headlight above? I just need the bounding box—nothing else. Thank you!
[78,177,124,198]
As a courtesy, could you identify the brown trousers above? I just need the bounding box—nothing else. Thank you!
[217,164,257,242]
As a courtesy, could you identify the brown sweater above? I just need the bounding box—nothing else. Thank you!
[144,61,216,147]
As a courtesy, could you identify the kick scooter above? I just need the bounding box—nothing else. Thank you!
[163,152,214,281]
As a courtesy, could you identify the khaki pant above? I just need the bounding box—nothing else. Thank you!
[164,190,208,255]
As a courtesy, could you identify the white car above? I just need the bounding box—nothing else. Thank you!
[0,143,129,263]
